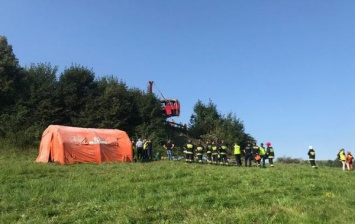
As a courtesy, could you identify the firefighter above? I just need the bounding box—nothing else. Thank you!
[244,142,253,167]
[184,139,194,163]
[195,140,205,163]
[307,145,317,169]
[259,143,266,168]
[219,140,228,165]
[233,142,242,166]
[266,142,275,167]
[211,140,219,165]
[206,140,212,163]
[252,142,261,167]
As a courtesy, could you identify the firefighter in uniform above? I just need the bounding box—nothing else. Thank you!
[252,142,261,167]
[307,145,317,168]
[266,142,275,167]
[219,140,228,165]
[244,143,253,167]
[206,140,212,163]
[259,143,266,168]
[184,139,194,163]
[195,140,205,163]
[233,142,242,166]
[211,141,219,165]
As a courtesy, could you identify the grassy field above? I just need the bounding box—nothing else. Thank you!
[1,148,355,224]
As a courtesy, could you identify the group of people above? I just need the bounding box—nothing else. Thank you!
[307,146,354,170]
[337,148,353,170]
[134,138,153,161]
[180,139,275,167]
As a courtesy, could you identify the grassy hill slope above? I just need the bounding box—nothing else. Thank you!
[1,148,354,223]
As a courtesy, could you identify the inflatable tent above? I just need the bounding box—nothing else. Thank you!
[36,125,132,165]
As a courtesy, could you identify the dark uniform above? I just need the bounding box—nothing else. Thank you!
[206,141,212,163]
[266,145,275,167]
[307,146,317,168]
[219,140,228,165]
[252,143,261,167]
[211,141,219,164]
[195,141,205,163]
[185,140,194,163]
[244,143,253,167]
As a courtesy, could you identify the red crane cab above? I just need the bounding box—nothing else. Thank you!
[161,99,180,117]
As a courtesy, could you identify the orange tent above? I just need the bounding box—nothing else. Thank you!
[36,125,132,165]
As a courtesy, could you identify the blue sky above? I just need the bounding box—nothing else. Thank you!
[1,1,355,160]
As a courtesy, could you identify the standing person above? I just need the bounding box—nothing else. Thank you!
[244,143,253,167]
[211,141,219,165]
[307,146,317,169]
[233,142,242,166]
[184,139,194,163]
[338,148,348,170]
[346,151,353,170]
[219,140,228,165]
[252,142,261,167]
[266,142,275,167]
[146,138,153,161]
[136,138,143,162]
[206,140,212,163]
[195,140,205,163]
[259,143,266,168]
[163,140,174,161]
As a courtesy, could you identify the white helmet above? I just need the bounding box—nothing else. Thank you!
[309,145,313,149]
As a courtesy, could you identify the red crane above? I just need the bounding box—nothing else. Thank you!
[148,81,180,117]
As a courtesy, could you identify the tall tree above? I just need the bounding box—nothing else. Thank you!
[57,65,96,126]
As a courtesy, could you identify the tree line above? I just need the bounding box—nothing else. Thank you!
[0,35,253,149]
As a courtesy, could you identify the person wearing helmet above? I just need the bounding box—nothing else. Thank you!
[307,145,317,169]
[266,142,275,167]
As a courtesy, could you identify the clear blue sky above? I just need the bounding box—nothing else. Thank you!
[1,1,355,160]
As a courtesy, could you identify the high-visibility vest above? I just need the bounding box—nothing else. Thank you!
[259,147,265,156]
[143,142,148,150]
[220,145,227,155]
[186,143,194,154]
[339,152,346,161]
[234,145,241,155]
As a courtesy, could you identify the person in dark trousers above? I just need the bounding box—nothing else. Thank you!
[219,140,228,165]
[252,142,261,167]
[184,139,194,163]
[163,140,174,160]
[233,142,242,166]
[195,140,204,163]
[211,140,219,165]
[146,138,153,161]
[244,143,253,167]
[136,138,143,161]
[206,140,212,164]
[307,145,317,168]
[259,143,266,168]
[266,142,275,167]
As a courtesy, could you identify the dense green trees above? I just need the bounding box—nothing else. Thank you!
[188,99,254,148]
[0,35,253,149]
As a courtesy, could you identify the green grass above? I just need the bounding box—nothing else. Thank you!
[1,149,355,224]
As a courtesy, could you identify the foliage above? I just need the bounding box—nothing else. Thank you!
[189,99,253,147]
[1,149,355,223]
